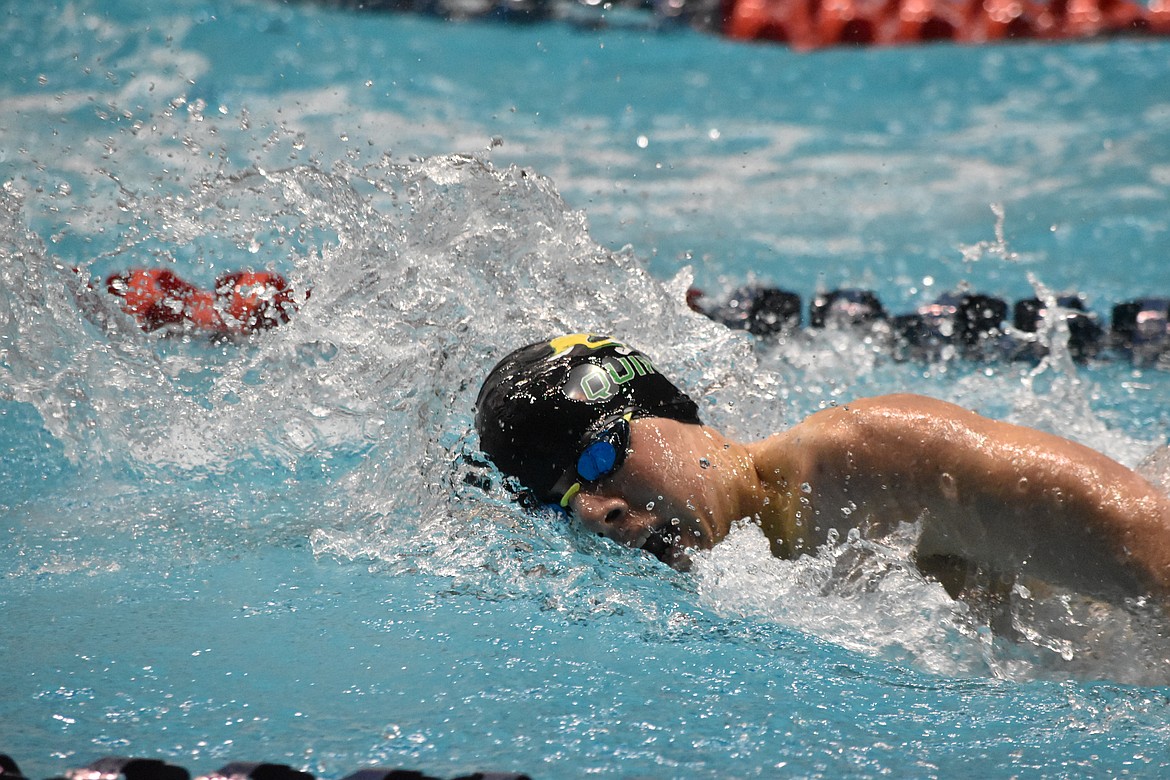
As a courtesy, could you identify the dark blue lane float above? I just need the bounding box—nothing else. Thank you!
[0,754,530,780]
[687,285,1170,366]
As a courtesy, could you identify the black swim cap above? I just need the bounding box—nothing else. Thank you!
[475,334,702,502]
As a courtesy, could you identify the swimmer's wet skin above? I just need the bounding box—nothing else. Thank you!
[476,333,1170,604]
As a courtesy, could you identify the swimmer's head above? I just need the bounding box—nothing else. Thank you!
[475,334,702,503]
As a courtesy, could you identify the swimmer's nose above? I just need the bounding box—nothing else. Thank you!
[571,492,633,540]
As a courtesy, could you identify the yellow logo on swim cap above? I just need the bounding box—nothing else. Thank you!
[547,333,619,358]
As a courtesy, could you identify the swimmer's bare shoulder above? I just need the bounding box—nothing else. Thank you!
[747,393,1170,599]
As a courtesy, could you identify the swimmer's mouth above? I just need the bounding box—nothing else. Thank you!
[641,525,694,572]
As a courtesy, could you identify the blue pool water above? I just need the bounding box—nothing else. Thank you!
[4,1,1170,777]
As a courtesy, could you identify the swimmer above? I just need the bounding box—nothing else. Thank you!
[475,334,1170,605]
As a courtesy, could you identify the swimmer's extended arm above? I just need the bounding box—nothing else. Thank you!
[754,394,1170,598]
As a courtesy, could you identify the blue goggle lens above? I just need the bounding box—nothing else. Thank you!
[577,438,619,482]
[557,414,632,508]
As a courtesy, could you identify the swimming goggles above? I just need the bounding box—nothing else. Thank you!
[557,411,634,508]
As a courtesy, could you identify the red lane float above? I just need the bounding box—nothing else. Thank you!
[1151,0,1170,32]
[214,270,298,332]
[106,268,297,336]
[724,0,1160,46]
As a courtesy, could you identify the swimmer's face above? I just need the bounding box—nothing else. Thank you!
[558,418,734,570]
